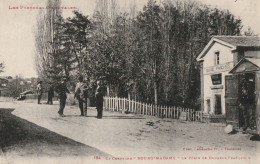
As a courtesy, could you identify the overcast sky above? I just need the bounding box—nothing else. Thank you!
[0,0,259,78]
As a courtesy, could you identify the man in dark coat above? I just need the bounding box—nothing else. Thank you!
[47,84,54,105]
[83,80,88,110]
[83,83,88,115]
[95,80,105,119]
[55,78,70,117]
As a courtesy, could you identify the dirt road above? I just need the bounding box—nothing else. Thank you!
[0,100,259,164]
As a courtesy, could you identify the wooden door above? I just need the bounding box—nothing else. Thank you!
[225,75,239,127]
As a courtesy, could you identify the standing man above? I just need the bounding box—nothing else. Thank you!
[83,82,88,116]
[83,80,88,110]
[56,78,70,117]
[95,80,105,119]
[74,76,86,116]
[239,75,255,131]
[37,81,43,104]
[47,84,54,105]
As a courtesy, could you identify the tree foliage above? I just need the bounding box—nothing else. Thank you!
[34,0,63,85]
[34,0,246,109]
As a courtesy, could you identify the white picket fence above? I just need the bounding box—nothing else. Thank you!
[104,96,203,121]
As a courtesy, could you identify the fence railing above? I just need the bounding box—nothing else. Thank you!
[104,96,203,121]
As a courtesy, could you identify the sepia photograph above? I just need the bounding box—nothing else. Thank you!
[0,0,259,163]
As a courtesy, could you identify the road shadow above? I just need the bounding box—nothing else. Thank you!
[250,134,260,141]
[63,115,97,118]
[0,108,110,157]
[102,115,145,119]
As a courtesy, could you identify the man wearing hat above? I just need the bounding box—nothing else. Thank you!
[95,80,105,119]
[55,78,70,117]
[47,84,54,105]
[74,75,88,116]
[37,81,43,104]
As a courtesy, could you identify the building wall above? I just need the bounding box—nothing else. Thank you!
[202,42,234,115]
[245,50,260,59]
[200,62,204,112]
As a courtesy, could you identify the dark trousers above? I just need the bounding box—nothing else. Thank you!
[38,95,42,104]
[78,99,84,115]
[239,103,251,130]
[58,98,66,114]
[96,98,103,118]
[84,99,88,109]
[47,96,53,105]
[78,98,88,116]
[84,97,88,114]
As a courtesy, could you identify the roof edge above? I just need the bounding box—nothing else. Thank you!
[196,37,236,62]
[229,58,260,74]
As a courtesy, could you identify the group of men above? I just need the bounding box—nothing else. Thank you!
[36,76,105,119]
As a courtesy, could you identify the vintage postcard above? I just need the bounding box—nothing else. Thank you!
[0,0,259,163]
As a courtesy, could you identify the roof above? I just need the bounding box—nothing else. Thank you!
[196,36,260,62]
[229,58,260,74]
[246,58,260,68]
[214,36,260,47]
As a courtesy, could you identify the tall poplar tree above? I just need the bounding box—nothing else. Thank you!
[34,0,62,83]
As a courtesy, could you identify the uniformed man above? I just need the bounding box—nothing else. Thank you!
[74,76,87,116]
[47,84,54,105]
[95,80,105,119]
[56,78,70,117]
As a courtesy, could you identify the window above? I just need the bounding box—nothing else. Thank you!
[215,51,220,65]
[211,73,222,85]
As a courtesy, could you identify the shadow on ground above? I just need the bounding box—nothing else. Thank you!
[0,108,110,157]
[102,115,145,119]
[250,134,260,141]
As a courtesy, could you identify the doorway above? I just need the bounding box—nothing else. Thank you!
[225,75,239,126]
[238,73,256,129]
[215,94,222,115]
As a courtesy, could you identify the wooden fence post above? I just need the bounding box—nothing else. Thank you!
[119,97,121,112]
[145,103,147,115]
[135,100,137,113]
[151,104,153,116]
[166,106,168,118]
[177,107,180,119]
[187,108,190,121]
[128,97,130,112]
[110,97,111,111]
[132,100,134,113]
[150,104,152,116]
[142,103,144,115]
